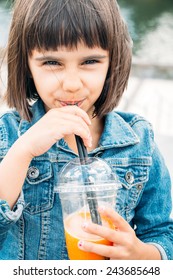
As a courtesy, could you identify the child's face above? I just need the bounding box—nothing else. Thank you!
[28,42,109,117]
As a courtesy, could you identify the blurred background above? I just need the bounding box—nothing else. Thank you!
[117,0,173,185]
[0,0,173,183]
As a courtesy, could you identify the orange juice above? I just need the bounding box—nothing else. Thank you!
[64,211,114,260]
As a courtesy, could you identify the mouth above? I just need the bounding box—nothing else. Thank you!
[59,99,85,107]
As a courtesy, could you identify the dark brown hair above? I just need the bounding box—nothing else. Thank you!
[5,0,132,120]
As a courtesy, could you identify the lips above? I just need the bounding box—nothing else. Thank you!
[59,100,84,107]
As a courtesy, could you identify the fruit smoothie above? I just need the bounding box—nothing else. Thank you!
[64,211,114,260]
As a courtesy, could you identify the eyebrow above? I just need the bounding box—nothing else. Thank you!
[34,54,108,61]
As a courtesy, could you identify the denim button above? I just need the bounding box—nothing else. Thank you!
[125,171,134,184]
[137,184,143,190]
[27,166,39,179]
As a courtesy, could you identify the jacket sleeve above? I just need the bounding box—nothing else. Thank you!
[0,193,25,248]
[134,142,173,260]
[0,113,25,247]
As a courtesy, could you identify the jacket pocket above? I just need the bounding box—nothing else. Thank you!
[23,158,54,214]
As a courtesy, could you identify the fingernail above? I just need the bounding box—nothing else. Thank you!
[98,205,106,213]
[86,136,92,148]
[87,133,92,139]
[88,140,92,148]
[82,222,88,229]
[78,240,84,248]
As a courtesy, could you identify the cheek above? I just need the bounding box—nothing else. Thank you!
[89,74,106,94]
[32,72,60,94]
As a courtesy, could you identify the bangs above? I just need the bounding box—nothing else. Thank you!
[25,0,109,54]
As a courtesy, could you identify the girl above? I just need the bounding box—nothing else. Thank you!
[0,0,172,260]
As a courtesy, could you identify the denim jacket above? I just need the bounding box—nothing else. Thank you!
[0,99,173,260]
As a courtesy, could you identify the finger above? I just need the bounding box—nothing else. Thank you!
[47,107,92,140]
[81,221,124,244]
[57,114,92,147]
[78,240,120,259]
[59,114,89,134]
[98,206,134,232]
[58,105,91,126]
[61,113,91,134]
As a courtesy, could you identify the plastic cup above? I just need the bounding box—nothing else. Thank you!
[57,157,120,260]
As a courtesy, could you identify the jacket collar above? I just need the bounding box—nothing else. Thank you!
[18,99,46,136]
[99,111,140,149]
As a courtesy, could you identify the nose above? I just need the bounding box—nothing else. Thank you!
[62,71,83,93]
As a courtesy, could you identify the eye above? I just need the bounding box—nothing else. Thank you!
[43,61,59,66]
[83,59,99,65]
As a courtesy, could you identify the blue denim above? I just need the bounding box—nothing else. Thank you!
[0,99,173,259]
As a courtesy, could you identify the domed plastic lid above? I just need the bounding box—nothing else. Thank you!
[58,157,120,193]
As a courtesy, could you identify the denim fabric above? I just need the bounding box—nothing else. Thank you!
[0,98,173,260]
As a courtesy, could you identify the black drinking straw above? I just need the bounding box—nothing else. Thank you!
[75,135,102,225]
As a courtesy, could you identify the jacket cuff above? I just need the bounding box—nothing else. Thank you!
[0,192,25,226]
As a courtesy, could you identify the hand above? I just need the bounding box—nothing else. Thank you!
[78,206,161,260]
[20,105,92,158]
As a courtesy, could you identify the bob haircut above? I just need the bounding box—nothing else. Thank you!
[6,0,132,121]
